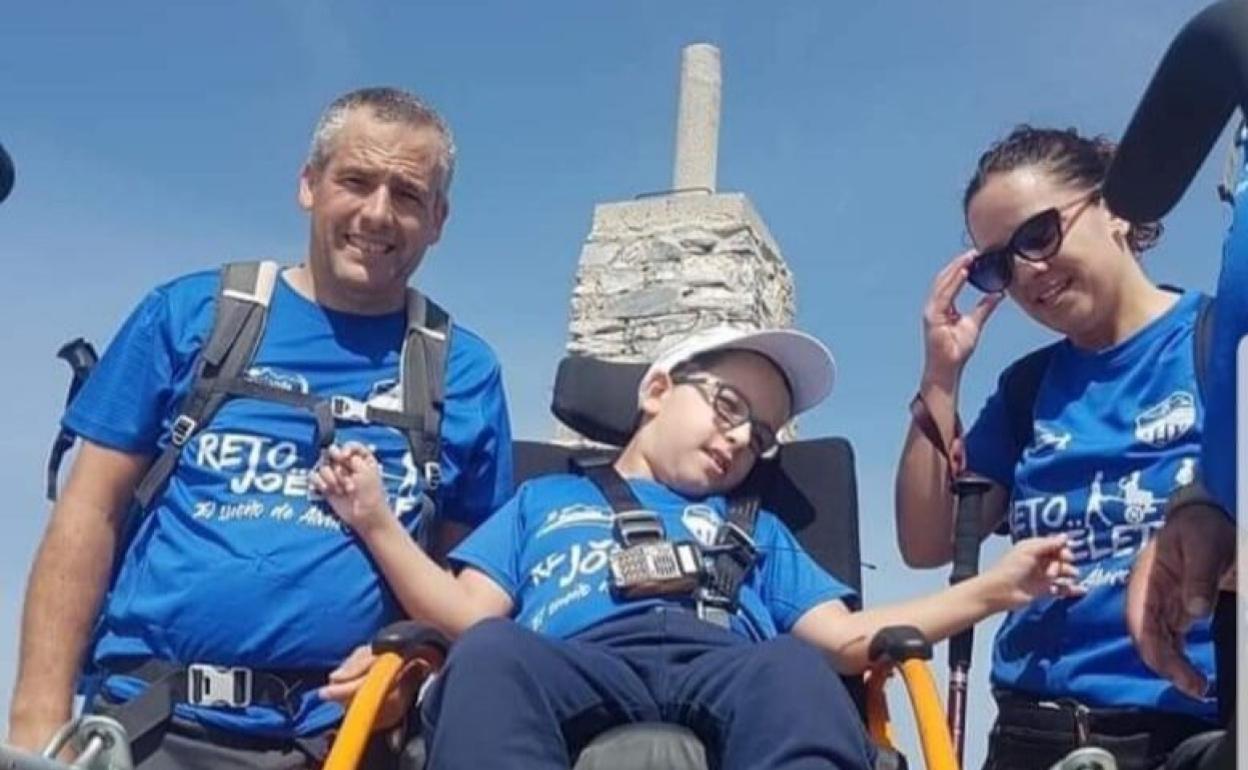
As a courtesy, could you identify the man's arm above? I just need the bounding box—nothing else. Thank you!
[1126,494,1235,699]
[793,534,1078,674]
[7,442,149,752]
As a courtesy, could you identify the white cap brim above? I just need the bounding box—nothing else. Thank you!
[642,326,835,416]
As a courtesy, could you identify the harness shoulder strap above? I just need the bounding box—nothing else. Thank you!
[704,467,765,613]
[134,261,279,508]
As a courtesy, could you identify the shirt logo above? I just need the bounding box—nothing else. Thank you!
[681,504,723,547]
[1031,423,1073,456]
[245,366,309,394]
[535,504,614,538]
[1134,391,1196,448]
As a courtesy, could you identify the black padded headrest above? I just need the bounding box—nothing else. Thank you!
[552,356,648,446]
[1104,0,1248,221]
[0,142,13,204]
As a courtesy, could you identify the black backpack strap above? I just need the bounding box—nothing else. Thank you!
[134,261,279,509]
[401,290,451,493]
[1001,344,1059,465]
[1193,292,1215,402]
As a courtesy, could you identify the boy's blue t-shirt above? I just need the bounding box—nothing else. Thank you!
[64,269,513,737]
[965,289,1216,720]
[450,474,855,642]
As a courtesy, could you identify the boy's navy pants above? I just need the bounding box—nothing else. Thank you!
[420,609,875,769]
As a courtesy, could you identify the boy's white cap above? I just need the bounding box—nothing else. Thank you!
[642,325,835,416]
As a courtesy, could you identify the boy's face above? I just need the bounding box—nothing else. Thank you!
[639,350,792,496]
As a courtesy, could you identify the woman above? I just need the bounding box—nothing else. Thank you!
[894,125,1218,770]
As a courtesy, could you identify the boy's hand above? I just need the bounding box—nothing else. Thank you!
[311,442,391,532]
[982,534,1085,611]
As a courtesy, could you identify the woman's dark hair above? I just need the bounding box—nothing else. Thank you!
[963,125,1162,254]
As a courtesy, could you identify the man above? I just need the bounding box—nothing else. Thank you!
[315,325,1079,769]
[6,87,513,768]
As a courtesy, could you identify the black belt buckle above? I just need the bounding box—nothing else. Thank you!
[713,521,759,567]
[613,510,664,545]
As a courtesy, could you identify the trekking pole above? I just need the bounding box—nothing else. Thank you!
[947,473,993,767]
[46,338,99,499]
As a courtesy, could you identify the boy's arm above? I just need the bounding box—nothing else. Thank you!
[793,534,1077,674]
[355,513,512,640]
[315,446,513,639]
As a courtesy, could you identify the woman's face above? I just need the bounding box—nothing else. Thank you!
[966,166,1134,342]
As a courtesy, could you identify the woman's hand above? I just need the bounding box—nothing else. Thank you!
[923,250,1004,387]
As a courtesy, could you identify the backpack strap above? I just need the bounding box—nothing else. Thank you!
[401,290,451,548]
[401,290,451,491]
[1001,343,1059,465]
[134,261,279,509]
[1193,292,1215,402]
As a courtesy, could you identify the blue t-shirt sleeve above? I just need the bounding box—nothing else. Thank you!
[756,512,856,632]
[963,382,1015,488]
[62,285,195,454]
[441,331,514,528]
[1203,194,1248,516]
[448,485,525,601]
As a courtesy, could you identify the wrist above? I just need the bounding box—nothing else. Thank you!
[919,366,961,396]
[354,502,399,541]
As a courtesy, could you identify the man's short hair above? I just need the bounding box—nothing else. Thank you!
[307,86,457,195]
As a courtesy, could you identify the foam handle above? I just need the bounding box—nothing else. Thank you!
[1105,0,1248,222]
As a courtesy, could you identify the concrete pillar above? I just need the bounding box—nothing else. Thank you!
[672,44,721,194]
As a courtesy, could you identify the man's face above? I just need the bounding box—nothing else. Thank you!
[298,109,449,308]
[641,350,792,497]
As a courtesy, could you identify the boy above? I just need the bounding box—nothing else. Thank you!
[313,326,1079,769]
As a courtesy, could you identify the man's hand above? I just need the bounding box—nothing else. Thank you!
[320,645,429,731]
[1126,503,1234,699]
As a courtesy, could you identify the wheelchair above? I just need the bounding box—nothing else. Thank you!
[322,354,962,770]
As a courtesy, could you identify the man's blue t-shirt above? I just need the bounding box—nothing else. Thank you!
[965,290,1216,720]
[450,474,855,642]
[1203,181,1248,514]
[65,269,513,737]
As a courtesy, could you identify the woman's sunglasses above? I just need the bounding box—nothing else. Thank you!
[966,189,1101,293]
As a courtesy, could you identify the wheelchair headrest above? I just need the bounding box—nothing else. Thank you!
[1105,0,1248,221]
[552,356,648,446]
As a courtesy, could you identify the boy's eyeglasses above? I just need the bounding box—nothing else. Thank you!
[671,374,780,459]
[967,189,1101,294]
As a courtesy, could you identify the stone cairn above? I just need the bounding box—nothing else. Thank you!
[558,43,796,442]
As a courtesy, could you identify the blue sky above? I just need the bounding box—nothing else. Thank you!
[0,2,1230,766]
